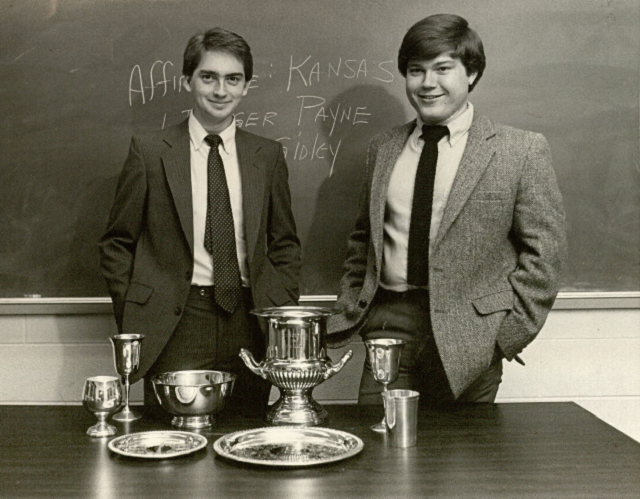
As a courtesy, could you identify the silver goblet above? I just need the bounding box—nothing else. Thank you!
[82,376,122,437]
[364,338,405,433]
[109,334,145,422]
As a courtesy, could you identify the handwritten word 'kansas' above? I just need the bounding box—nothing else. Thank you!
[287,56,394,91]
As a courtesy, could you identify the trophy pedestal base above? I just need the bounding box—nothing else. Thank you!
[370,421,386,433]
[267,390,328,426]
[86,422,117,438]
[112,406,142,422]
[171,415,214,429]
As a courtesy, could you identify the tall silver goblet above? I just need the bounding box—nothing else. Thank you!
[364,338,405,433]
[109,334,145,422]
[82,376,122,437]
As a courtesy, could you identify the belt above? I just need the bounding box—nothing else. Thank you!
[377,286,428,298]
[190,285,251,298]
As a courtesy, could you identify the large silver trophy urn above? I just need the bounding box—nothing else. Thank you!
[240,306,352,426]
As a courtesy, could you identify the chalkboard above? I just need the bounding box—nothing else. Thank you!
[0,0,638,298]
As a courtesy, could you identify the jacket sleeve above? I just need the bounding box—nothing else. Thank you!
[331,139,376,329]
[265,144,302,303]
[496,134,567,360]
[98,136,147,330]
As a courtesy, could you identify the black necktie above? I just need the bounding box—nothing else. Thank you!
[204,134,241,313]
[407,124,449,286]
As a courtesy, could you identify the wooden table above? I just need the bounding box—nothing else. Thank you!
[1,403,638,498]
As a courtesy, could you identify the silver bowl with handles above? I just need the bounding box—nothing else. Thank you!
[240,306,352,426]
[151,370,235,429]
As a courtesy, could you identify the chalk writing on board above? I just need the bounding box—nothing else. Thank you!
[295,96,370,134]
[234,112,278,127]
[276,134,342,176]
[127,55,390,178]
[129,61,187,106]
[286,56,395,91]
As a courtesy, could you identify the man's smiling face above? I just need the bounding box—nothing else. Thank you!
[183,49,249,133]
[405,52,477,125]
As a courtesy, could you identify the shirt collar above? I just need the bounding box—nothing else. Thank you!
[188,112,237,155]
[414,101,474,148]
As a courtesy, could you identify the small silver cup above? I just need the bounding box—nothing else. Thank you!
[364,338,405,432]
[109,334,145,422]
[382,389,420,447]
[82,376,123,437]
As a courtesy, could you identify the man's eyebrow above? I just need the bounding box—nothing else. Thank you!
[198,69,244,77]
[433,59,455,65]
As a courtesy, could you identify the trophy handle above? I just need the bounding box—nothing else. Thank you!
[323,350,353,380]
[239,349,268,379]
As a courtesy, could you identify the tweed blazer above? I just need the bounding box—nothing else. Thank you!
[327,114,567,397]
[99,119,301,383]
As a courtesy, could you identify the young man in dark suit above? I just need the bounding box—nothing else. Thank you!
[328,14,567,405]
[100,28,301,417]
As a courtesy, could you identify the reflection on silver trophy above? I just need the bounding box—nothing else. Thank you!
[109,334,145,422]
[82,375,122,437]
[240,306,352,426]
[151,370,236,429]
[364,338,405,432]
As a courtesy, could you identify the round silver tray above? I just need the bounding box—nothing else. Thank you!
[108,430,208,459]
[213,426,364,467]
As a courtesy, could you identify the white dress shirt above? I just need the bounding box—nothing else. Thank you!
[380,102,474,292]
[189,113,250,287]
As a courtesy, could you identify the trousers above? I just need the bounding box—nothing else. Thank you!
[143,285,271,419]
[358,287,503,406]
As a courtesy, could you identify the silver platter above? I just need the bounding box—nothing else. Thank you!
[213,426,364,467]
[108,430,207,459]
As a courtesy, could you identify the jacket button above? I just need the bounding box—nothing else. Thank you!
[174,307,182,316]
[358,300,367,308]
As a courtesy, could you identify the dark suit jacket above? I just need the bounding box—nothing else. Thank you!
[99,119,301,383]
[327,114,567,397]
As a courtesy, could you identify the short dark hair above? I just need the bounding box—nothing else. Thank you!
[182,27,253,81]
[398,14,485,91]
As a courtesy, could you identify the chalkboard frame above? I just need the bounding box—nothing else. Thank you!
[1,0,638,304]
[0,292,639,315]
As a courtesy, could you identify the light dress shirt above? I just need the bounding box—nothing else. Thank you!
[189,113,250,287]
[380,102,474,292]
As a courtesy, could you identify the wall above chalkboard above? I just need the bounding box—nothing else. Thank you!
[0,0,638,298]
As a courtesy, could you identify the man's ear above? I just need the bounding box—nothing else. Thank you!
[183,77,192,93]
[468,72,478,87]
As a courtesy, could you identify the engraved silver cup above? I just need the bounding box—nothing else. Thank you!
[240,306,352,426]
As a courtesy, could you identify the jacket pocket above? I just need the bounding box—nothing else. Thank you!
[125,282,153,304]
[468,190,510,201]
[265,285,295,307]
[472,289,514,315]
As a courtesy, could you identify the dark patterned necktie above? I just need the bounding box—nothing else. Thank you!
[204,134,241,313]
[407,124,449,286]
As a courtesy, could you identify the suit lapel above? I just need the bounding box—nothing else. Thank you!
[236,128,265,266]
[161,120,194,253]
[370,122,415,278]
[432,114,496,251]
